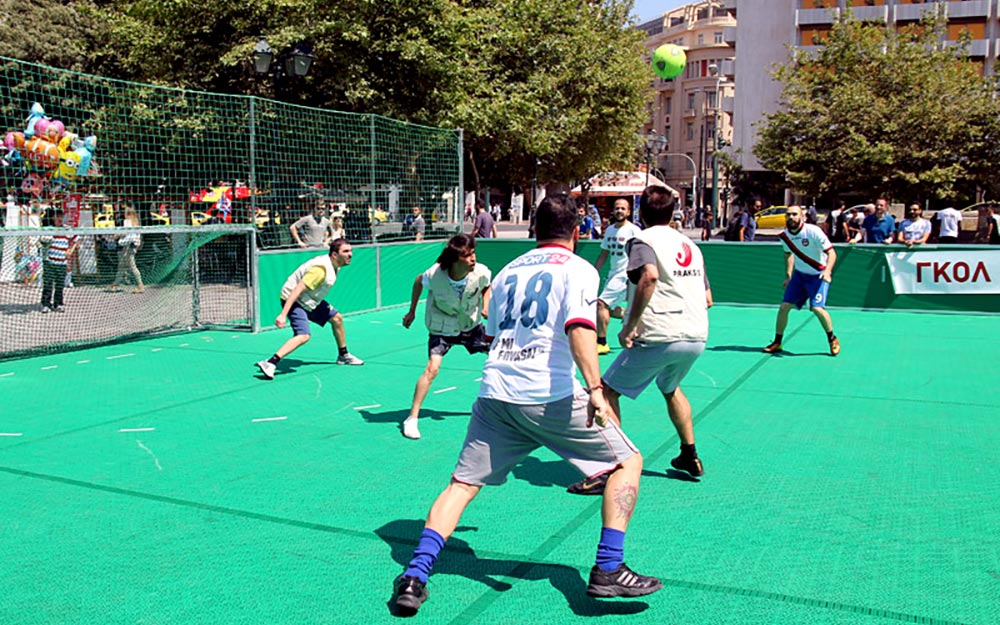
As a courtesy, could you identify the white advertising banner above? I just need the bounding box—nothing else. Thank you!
[885,251,1000,295]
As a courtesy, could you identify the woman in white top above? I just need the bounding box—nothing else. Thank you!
[329,215,346,240]
[111,206,145,293]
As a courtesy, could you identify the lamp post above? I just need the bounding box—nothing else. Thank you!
[708,64,726,226]
[659,152,698,212]
[643,132,668,187]
[253,37,314,98]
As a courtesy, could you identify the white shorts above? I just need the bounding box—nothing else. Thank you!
[599,274,629,310]
[602,340,705,399]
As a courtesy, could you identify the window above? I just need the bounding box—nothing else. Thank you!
[685,152,694,170]
[698,34,704,45]
[714,31,724,44]
[696,8,708,20]
[665,97,672,114]
[707,91,718,109]
[686,122,694,141]
[687,92,696,110]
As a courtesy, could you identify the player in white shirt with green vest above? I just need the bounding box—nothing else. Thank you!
[255,238,363,379]
[401,234,492,440]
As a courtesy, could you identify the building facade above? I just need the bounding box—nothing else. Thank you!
[638,1,736,214]
[722,0,1000,183]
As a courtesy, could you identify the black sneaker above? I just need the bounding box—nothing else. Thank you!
[393,575,428,617]
[670,454,704,477]
[566,471,610,496]
[586,563,663,598]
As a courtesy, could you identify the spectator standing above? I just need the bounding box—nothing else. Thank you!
[40,210,77,313]
[828,200,845,239]
[985,204,1000,244]
[110,207,144,293]
[329,215,346,240]
[935,206,962,244]
[897,204,931,247]
[290,204,333,248]
[577,205,598,239]
[805,205,819,225]
[763,206,840,357]
[701,210,714,241]
[862,199,895,244]
[390,194,661,616]
[471,201,496,239]
[741,200,758,241]
[411,207,426,242]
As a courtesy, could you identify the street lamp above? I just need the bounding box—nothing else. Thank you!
[253,37,314,90]
[659,153,698,212]
[708,64,727,225]
[643,132,668,187]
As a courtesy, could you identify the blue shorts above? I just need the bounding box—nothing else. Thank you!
[428,324,491,357]
[283,299,338,335]
[783,271,829,310]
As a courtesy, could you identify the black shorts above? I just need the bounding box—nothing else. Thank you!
[428,324,490,357]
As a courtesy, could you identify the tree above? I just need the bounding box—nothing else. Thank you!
[754,13,1000,204]
[87,0,649,193]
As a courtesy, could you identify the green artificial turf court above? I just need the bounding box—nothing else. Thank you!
[1,305,998,625]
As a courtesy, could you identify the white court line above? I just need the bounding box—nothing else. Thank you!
[370,320,384,324]
[107,353,135,360]
[433,386,458,394]
[354,404,381,411]
[0,432,23,437]
[473,377,483,382]
[231,335,240,339]
[252,416,287,423]
[696,370,718,388]
[179,343,189,347]
[41,365,58,371]
[119,427,155,433]
[313,375,323,399]
[151,348,162,352]
[77,359,91,364]
[0,372,15,378]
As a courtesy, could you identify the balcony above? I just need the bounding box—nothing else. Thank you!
[720,58,736,79]
[683,108,698,118]
[945,38,990,57]
[723,26,737,47]
[894,2,941,22]
[945,0,989,20]
[852,5,888,22]
[797,7,839,26]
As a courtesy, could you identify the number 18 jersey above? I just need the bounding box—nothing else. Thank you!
[479,245,599,404]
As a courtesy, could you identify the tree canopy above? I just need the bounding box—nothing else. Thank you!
[1,0,651,191]
[754,13,1000,203]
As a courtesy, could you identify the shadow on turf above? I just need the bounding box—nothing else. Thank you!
[358,408,469,426]
[251,358,336,379]
[377,519,649,618]
[709,345,829,357]
[512,457,696,488]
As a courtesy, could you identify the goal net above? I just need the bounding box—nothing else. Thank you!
[0,225,256,360]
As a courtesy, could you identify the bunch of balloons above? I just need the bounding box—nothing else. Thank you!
[2,102,98,197]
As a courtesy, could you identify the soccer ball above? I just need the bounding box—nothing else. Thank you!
[651,44,686,80]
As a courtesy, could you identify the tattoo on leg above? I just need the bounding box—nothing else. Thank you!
[613,483,637,521]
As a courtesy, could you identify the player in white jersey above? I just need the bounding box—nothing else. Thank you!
[391,194,661,617]
[594,197,642,355]
[763,205,840,356]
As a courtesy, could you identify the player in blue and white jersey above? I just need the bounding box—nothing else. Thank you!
[763,205,840,356]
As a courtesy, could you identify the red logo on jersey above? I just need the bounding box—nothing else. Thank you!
[676,242,693,268]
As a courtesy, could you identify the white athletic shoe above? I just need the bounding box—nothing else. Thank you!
[402,418,421,440]
[336,352,364,366]
[256,360,276,379]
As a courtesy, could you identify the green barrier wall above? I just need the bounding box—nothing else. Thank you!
[256,240,999,325]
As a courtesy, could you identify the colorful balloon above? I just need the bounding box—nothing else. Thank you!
[75,135,97,177]
[24,103,45,137]
[24,136,60,170]
[50,147,81,190]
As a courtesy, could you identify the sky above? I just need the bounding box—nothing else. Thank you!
[632,0,691,24]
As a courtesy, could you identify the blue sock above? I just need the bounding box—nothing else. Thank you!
[595,527,626,572]
[404,528,446,583]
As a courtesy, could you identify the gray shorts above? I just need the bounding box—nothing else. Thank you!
[602,340,705,399]
[452,394,639,486]
[599,274,629,310]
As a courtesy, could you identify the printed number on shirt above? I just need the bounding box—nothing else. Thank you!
[498,271,552,330]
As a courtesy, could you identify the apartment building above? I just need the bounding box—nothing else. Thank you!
[638,1,736,209]
[722,0,1000,183]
